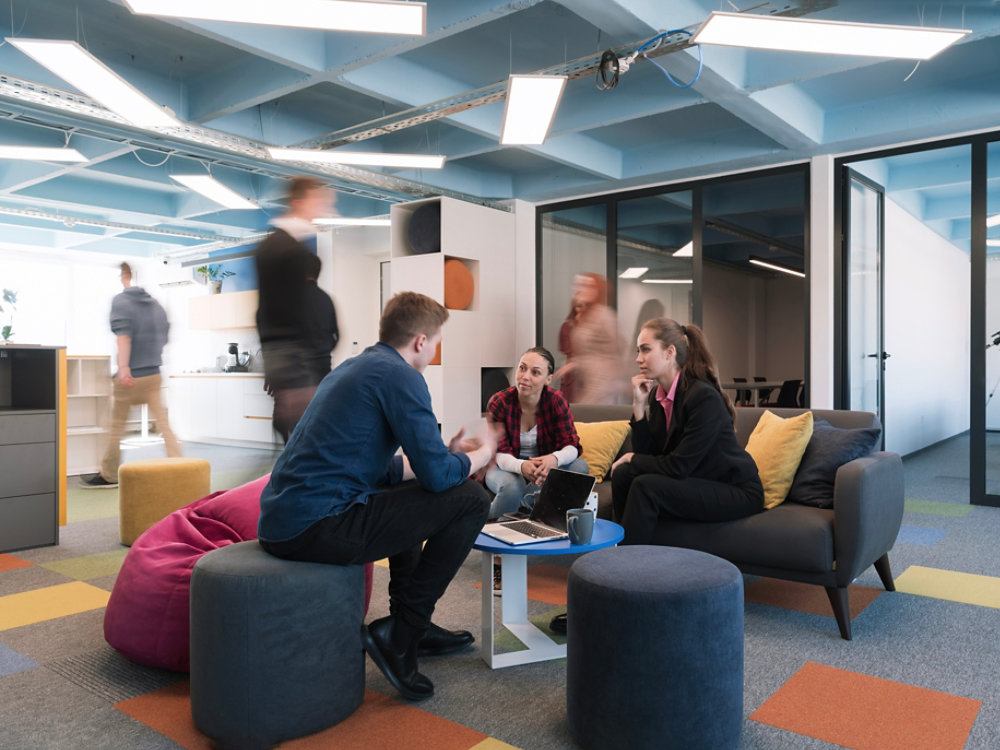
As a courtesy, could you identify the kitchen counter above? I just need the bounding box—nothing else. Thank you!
[171,372,264,378]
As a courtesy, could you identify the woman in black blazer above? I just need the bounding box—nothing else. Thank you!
[610,318,764,545]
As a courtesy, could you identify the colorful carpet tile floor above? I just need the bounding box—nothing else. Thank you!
[3,473,1000,747]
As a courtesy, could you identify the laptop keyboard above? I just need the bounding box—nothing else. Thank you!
[503,520,563,538]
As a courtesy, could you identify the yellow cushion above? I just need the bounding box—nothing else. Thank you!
[575,421,631,482]
[744,410,814,509]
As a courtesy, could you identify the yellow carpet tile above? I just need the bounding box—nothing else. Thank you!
[895,566,1000,609]
[0,582,111,631]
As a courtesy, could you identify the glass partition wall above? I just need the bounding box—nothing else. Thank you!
[537,165,808,407]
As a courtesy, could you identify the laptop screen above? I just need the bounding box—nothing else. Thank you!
[530,469,596,530]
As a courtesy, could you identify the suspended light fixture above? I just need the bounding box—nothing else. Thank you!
[268,147,445,169]
[0,146,87,161]
[618,267,649,279]
[123,0,426,35]
[170,175,258,209]
[500,75,567,145]
[749,255,805,278]
[692,11,969,60]
[7,39,179,128]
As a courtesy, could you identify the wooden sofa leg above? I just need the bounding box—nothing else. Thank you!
[825,586,852,640]
[874,553,896,591]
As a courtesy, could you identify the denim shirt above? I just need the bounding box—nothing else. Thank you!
[258,342,472,542]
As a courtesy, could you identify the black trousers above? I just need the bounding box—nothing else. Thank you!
[262,479,491,634]
[611,463,764,546]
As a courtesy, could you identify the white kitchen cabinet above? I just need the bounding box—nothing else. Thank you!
[188,290,258,330]
[168,375,276,445]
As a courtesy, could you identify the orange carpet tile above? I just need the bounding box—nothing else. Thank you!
[117,683,496,750]
[0,554,32,572]
[751,661,980,750]
[745,578,882,618]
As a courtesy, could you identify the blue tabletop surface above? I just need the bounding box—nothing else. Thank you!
[473,518,624,556]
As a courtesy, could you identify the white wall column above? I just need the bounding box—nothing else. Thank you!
[513,199,536,356]
[809,155,836,408]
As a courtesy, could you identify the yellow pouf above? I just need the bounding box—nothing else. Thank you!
[119,457,211,546]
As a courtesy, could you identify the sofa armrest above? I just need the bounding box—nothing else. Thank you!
[831,451,904,586]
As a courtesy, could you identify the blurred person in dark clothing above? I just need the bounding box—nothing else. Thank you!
[303,252,339,385]
[254,175,335,442]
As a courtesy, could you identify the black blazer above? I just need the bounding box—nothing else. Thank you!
[629,376,758,486]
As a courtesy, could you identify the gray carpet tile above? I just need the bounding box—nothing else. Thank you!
[0,610,112,665]
[0,668,182,750]
[0,564,73,597]
[14,516,123,564]
[45,648,183,704]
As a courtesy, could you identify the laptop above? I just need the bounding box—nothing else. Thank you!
[480,468,597,546]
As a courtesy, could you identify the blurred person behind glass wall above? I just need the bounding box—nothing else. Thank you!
[554,272,621,404]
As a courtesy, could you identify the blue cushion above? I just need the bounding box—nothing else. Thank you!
[786,417,881,508]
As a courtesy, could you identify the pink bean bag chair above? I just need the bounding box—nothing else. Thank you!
[104,474,374,672]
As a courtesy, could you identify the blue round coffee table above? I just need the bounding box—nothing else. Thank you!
[473,519,624,668]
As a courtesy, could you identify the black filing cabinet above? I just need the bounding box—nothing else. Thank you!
[0,346,62,552]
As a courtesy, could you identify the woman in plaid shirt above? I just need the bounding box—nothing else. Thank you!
[485,347,589,519]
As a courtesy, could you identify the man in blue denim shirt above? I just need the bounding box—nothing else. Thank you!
[259,292,495,701]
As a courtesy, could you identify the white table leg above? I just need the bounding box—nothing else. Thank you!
[481,552,566,669]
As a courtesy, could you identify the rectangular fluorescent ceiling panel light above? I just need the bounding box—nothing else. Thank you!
[123,0,425,35]
[692,11,969,60]
[314,217,391,226]
[0,146,86,161]
[170,175,258,209]
[673,241,693,257]
[749,256,806,278]
[987,214,1000,228]
[7,39,178,128]
[641,279,693,284]
[987,239,1000,247]
[619,267,648,279]
[268,148,444,169]
[501,75,567,145]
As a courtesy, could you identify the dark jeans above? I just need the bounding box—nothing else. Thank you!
[261,479,491,633]
[611,463,764,546]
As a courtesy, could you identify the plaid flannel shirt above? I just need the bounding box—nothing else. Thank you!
[487,385,582,458]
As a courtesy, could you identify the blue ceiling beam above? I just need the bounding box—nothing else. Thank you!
[15,174,175,216]
[187,59,313,123]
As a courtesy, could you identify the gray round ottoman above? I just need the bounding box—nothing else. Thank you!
[566,545,744,750]
[190,541,365,749]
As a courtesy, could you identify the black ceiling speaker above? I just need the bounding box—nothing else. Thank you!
[407,202,441,254]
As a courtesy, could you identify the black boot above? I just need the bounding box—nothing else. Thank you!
[417,623,474,657]
[361,615,434,701]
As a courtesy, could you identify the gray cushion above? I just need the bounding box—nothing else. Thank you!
[787,417,881,508]
[651,503,835,573]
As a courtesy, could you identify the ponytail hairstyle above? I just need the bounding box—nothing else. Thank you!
[640,318,736,422]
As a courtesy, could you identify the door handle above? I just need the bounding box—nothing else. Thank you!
[866,352,892,359]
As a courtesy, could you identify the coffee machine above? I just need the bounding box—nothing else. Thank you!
[225,342,250,372]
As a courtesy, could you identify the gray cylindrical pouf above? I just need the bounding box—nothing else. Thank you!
[190,541,365,750]
[566,546,744,750]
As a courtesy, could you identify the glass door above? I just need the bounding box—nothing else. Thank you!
[844,170,886,429]
[982,140,1000,503]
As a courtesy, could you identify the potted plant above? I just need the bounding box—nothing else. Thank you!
[195,265,235,294]
[0,288,15,343]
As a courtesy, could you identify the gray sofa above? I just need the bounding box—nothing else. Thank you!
[570,403,905,640]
